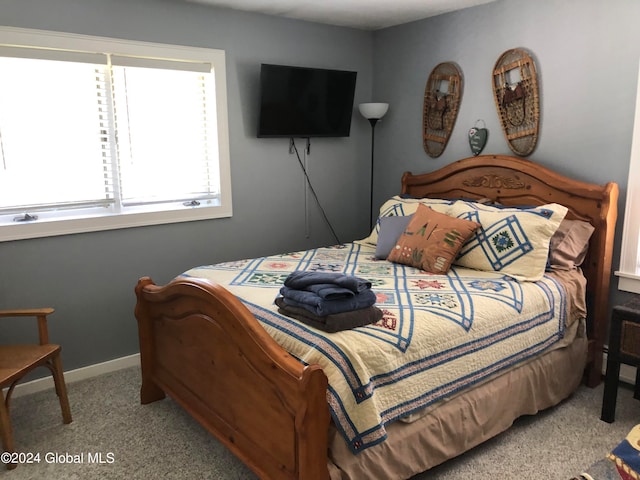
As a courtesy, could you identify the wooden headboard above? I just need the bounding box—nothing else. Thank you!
[401,154,619,386]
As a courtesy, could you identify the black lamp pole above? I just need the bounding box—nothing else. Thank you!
[368,117,379,232]
[359,102,388,233]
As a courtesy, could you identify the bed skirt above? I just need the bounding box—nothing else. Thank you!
[327,319,587,480]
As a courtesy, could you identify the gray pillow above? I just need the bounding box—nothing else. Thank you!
[375,215,413,259]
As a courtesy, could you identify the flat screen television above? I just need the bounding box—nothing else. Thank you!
[257,63,357,138]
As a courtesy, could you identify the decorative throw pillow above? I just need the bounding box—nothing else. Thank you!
[360,196,457,246]
[449,200,568,281]
[386,204,480,274]
[548,219,595,270]
[375,215,413,259]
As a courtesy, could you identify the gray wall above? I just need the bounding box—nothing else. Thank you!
[372,0,639,196]
[0,0,373,369]
[1,0,638,372]
[371,0,639,307]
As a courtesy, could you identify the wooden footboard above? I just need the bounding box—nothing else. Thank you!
[134,276,331,480]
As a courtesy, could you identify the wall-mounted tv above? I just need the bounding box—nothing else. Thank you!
[257,63,357,138]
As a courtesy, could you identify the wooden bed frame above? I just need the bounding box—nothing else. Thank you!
[134,154,618,480]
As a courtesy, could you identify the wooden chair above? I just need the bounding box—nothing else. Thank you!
[0,308,72,470]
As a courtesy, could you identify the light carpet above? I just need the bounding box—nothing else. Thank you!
[0,366,638,479]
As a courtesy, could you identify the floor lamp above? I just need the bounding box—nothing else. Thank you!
[359,102,389,231]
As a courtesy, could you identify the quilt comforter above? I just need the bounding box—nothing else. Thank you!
[181,242,569,454]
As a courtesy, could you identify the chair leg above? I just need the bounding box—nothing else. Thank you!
[0,393,17,470]
[50,355,72,424]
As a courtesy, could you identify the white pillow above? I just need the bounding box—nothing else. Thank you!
[449,200,568,281]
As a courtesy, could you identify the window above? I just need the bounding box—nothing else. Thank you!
[0,27,232,242]
[617,59,640,294]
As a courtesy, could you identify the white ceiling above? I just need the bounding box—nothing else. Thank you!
[185,0,498,30]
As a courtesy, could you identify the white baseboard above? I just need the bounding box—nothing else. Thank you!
[9,353,140,398]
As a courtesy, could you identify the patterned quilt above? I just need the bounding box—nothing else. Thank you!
[181,242,567,454]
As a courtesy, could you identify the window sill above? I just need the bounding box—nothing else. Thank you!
[0,204,232,242]
[616,271,640,295]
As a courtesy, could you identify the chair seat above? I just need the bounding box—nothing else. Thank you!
[0,344,61,386]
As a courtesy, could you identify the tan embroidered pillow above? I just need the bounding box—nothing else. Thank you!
[360,195,455,246]
[386,204,480,274]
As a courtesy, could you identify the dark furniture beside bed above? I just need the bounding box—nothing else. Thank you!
[135,154,618,480]
[601,294,640,423]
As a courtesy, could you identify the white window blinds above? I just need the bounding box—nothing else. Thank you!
[0,55,115,214]
[110,62,219,206]
[0,37,225,223]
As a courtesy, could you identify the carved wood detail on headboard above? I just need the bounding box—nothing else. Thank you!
[462,174,525,189]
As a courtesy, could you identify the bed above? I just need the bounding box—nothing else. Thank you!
[134,154,618,480]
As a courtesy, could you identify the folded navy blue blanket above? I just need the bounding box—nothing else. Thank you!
[274,297,382,333]
[283,271,371,294]
[280,286,377,317]
[303,283,356,300]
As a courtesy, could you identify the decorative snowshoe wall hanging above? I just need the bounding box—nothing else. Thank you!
[423,62,463,158]
[492,48,540,156]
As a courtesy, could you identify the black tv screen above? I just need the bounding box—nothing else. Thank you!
[257,64,357,138]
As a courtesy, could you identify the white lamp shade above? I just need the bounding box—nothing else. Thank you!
[358,102,389,120]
